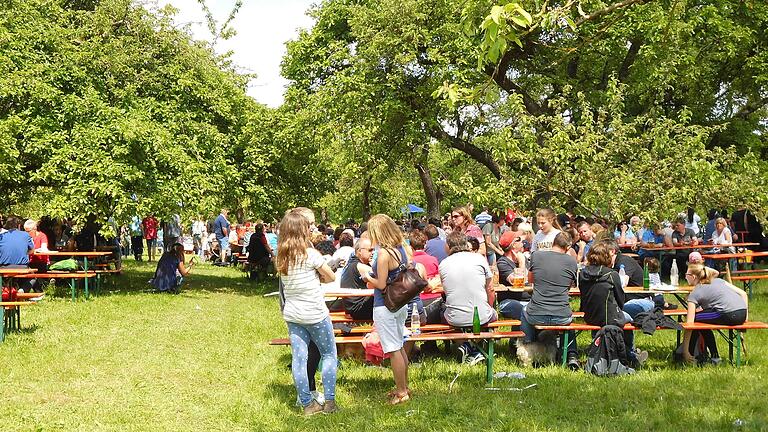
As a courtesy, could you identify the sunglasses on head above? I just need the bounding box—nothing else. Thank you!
[451,214,461,218]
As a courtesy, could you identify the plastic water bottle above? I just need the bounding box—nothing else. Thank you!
[670,259,679,286]
[410,303,421,335]
[618,264,626,288]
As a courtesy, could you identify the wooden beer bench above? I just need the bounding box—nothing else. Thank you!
[13,272,97,301]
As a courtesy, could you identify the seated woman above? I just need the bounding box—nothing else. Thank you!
[151,243,195,293]
[247,223,274,280]
[579,242,647,367]
[496,231,529,320]
[681,263,748,365]
[707,217,735,270]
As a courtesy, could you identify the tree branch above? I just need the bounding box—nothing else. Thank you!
[430,126,502,180]
[575,0,651,26]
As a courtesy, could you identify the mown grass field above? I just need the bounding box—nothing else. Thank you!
[1,259,766,431]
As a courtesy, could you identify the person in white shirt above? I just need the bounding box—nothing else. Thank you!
[277,210,338,416]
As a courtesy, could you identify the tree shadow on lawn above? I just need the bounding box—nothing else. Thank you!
[44,269,281,299]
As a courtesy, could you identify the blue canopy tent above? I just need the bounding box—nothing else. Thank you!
[401,204,425,215]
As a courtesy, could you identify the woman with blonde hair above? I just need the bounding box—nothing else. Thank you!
[276,211,339,415]
[681,263,748,365]
[449,206,485,256]
[364,214,413,404]
[531,208,562,253]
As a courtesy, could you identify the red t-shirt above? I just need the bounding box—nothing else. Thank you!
[30,231,50,264]
[413,250,441,301]
[142,217,158,240]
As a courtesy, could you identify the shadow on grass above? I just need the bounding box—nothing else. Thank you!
[39,260,281,299]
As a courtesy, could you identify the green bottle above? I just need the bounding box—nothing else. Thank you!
[472,306,481,335]
[643,262,650,290]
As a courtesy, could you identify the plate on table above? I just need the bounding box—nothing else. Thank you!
[653,284,677,291]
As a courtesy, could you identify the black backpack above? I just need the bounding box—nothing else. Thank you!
[584,325,635,376]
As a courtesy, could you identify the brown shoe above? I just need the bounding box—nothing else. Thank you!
[303,400,324,416]
[322,400,338,414]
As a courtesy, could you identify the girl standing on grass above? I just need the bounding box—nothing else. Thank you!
[365,214,413,405]
[276,211,338,416]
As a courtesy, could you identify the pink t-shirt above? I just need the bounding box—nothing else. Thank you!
[413,250,441,301]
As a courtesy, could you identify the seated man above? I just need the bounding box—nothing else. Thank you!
[151,243,195,294]
[424,224,448,264]
[339,235,374,321]
[496,230,529,320]
[576,221,595,264]
[0,216,34,268]
[440,231,496,328]
[440,231,496,364]
[521,232,579,369]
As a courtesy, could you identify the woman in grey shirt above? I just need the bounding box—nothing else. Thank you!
[681,263,748,365]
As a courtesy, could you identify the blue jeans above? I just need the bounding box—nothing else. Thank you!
[623,298,654,319]
[499,300,527,320]
[286,316,337,407]
[521,310,577,357]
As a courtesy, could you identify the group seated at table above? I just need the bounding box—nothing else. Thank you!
[316,205,762,371]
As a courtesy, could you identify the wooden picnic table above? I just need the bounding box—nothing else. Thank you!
[700,251,768,260]
[33,251,112,297]
[0,268,35,288]
[633,242,759,252]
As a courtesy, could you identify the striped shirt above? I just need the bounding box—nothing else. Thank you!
[474,212,492,227]
[281,248,328,325]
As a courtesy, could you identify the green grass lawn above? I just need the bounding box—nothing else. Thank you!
[2,260,767,431]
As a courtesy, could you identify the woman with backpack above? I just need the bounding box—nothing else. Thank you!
[365,214,414,405]
[578,242,647,367]
[681,263,748,365]
[276,211,338,415]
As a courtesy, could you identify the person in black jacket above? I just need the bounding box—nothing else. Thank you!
[247,224,273,280]
[602,239,674,317]
[579,242,648,366]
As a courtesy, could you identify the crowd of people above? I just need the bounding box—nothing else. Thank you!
[266,204,762,414]
[1,204,762,414]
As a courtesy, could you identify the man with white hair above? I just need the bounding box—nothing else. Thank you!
[24,219,50,273]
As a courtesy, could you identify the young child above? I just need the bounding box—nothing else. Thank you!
[645,257,662,287]
[688,251,704,264]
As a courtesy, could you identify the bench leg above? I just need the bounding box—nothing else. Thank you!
[0,306,4,342]
[70,279,76,302]
[736,331,742,367]
[729,329,734,365]
[561,332,569,366]
[486,339,495,385]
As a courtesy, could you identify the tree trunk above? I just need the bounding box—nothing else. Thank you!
[361,175,372,221]
[414,147,441,219]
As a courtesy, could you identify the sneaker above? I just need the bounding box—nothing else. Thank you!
[635,350,649,365]
[322,400,338,414]
[467,351,486,366]
[663,303,679,310]
[311,390,325,405]
[456,342,470,363]
[303,400,324,416]
[709,357,722,366]
[567,356,581,371]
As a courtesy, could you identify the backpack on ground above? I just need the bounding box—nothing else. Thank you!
[584,325,635,376]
